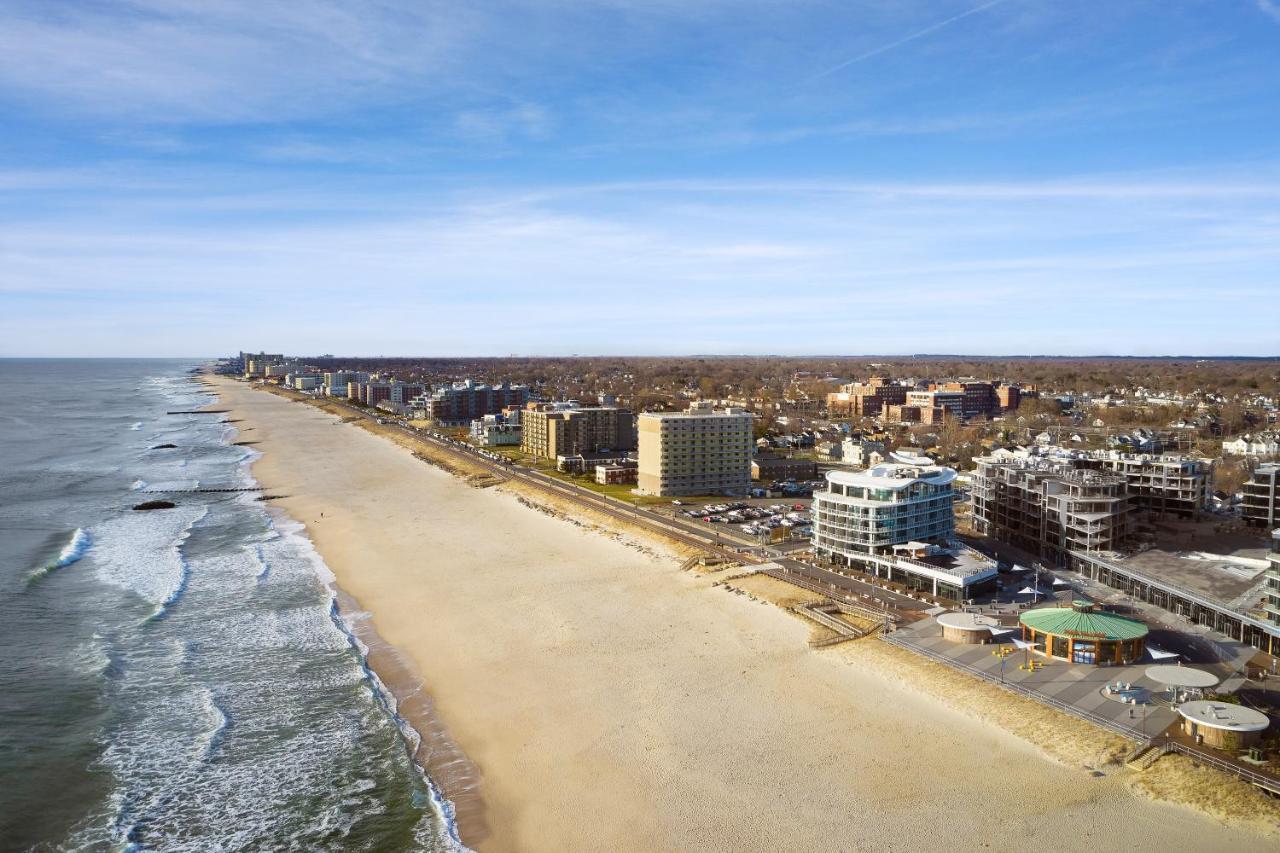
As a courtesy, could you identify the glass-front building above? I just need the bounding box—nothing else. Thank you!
[813,464,998,601]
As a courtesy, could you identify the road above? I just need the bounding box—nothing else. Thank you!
[266,386,927,617]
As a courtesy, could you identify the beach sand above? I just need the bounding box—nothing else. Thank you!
[210,377,1276,852]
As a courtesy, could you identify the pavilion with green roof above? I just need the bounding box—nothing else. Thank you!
[1019,600,1149,665]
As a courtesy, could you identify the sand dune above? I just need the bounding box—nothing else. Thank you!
[211,377,1274,852]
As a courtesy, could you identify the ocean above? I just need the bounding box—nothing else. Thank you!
[0,360,459,851]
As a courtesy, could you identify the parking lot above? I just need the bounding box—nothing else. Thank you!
[661,498,813,541]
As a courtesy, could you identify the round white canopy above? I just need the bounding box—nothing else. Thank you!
[1145,665,1219,689]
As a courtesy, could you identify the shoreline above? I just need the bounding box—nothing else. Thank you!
[205,380,485,845]
[206,375,1279,852]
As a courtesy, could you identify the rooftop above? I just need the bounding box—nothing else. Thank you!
[1176,701,1270,732]
[1019,602,1149,641]
[825,464,956,490]
[1098,519,1272,609]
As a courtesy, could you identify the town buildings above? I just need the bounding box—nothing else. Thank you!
[417,381,530,426]
[521,402,636,461]
[811,463,998,600]
[322,371,370,396]
[350,380,427,408]
[635,403,753,496]
[241,352,285,378]
[825,377,908,417]
[751,453,818,482]
[595,461,639,485]
[1243,463,1280,528]
[470,414,522,447]
[905,390,964,424]
[1224,432,1280,457]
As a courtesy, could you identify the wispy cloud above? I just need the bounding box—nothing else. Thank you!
[806,0,1012,81]
[0,0,472,121]
[1258,1,1280,24]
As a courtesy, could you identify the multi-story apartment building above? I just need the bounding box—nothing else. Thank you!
[972,447,1212,563]
[1088,451,1212,518]
[242,352,285,378]
[812,464,997,600]
[972,453,1133,563]
[636,403,753,496]
[826,377,908,417]
[1243,463,1280,528]
[350,381,427,408]
[322,371,370,396]
[521,403,636,460]
[417,381,530,426]
[1265,530,1280,627]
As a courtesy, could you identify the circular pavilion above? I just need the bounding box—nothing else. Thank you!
[1177,700,1270,749]
[937,611,996,644]
[1018,601,1148,665]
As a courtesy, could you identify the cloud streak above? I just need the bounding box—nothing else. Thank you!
[806,0,1012,82]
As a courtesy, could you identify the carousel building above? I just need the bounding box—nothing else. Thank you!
[1018,600,1148,665]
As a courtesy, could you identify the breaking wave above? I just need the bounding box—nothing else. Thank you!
[27,528,91,583]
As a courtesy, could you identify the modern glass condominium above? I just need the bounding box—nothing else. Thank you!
[813,465,956,557]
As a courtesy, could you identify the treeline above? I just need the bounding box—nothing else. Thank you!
[299,355,1280,404]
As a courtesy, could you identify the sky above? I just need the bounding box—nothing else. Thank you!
[1,0,1279,357]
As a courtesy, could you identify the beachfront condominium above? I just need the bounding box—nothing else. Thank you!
[1241,463,1280,529]
[971,446,1212,564]
[636,402,753,496]
[322,371,370,396]
[972,452,1133,563]
[349,380,427,408]
[814,464,956,556]
[521,402,636,460]
[812,463,997,600]
[418,381,530,426]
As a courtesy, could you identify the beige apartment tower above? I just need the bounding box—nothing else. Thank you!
[521,403,636,460]
[636,403,754,496]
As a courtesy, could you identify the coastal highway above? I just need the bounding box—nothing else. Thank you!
[258,384,926,617]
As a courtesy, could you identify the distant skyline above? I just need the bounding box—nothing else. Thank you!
[2,1,1279,357]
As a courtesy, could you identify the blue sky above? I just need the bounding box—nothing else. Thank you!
[1,0,1278,357]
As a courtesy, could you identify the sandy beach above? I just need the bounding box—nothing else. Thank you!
[210,376,1275,853]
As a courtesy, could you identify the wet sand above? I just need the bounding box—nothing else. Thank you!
[210,376,1274,852]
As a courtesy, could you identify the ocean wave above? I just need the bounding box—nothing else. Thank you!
[27,528,92,584]
[250,544,269,580]
[92,506,206,618]
[198,689,230,763]
[129,422,143,431]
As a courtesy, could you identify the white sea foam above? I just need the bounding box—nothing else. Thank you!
[129,422,143,431]
[90,506,206,616]
[140,480,198,492]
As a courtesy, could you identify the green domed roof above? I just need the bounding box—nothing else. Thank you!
[1019,604,1148,641]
